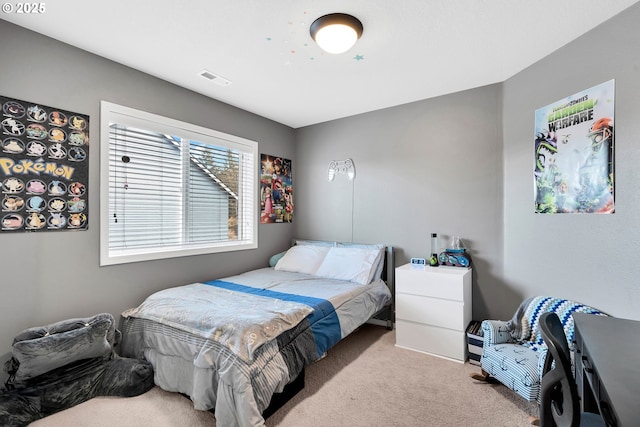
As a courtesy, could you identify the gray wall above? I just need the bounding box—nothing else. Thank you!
[294,85,504,321]
[295,3,640,322]
[501,3,640,320]
[2,2,639,350]
[0,21,296,350]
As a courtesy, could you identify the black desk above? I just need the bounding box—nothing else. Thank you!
[573,314,640,427]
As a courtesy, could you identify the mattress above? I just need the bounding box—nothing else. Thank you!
[119,267,391,427]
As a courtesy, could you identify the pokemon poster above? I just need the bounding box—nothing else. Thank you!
[1,95,89,232]
[260,154,293,223]
[534,80,614,214]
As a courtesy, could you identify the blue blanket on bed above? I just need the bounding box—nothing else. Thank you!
[204,280,341,358]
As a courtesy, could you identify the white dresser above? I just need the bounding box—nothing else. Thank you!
[395,263,472,362]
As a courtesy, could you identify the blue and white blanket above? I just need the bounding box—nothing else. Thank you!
[120,267,391,427]
[123,281,316,363]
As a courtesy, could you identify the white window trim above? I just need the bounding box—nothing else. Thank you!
[100,101,258,266]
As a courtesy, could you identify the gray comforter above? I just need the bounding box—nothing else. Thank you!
[120,268,391,427]
[121,282,313,363]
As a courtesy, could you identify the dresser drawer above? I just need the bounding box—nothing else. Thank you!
[396,320,467,361]
[395,266,469,300]
[396,293,468,331]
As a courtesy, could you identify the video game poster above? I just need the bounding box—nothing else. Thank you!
[1,95,89,232]
[534,80,614,214]
[260,154,293,223]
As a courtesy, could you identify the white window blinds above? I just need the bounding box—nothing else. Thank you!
[100,101,257,265]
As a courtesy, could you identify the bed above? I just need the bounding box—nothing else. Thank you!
[119,240,394,427]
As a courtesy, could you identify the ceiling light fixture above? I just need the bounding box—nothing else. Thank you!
[310,13,363,54]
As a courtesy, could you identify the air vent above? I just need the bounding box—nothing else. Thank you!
[198,70,231,86]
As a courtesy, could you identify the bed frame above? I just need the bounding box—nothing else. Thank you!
[371,245,395,329]
[262,367,305,418]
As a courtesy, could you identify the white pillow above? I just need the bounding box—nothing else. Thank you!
[274,245,330,275]
[315,247,381,285]
[337,242,385,282]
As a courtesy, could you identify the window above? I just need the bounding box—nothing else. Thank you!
[100,101,257,266]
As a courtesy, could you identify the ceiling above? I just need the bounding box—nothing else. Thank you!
[3,0,638,128]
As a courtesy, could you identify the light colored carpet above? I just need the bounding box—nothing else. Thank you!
[31,324,538,426]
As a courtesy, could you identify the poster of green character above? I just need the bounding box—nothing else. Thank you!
[534,80,614,214]
[260,154,293,223]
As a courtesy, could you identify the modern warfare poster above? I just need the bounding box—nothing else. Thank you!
[534,80,614,214]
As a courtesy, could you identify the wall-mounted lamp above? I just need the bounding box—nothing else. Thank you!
[328,159,356,181]
[310,13,363,54]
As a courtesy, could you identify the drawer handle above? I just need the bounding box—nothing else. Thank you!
[581,355,593,374]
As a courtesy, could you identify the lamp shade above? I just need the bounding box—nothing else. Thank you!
[310,13,363,54]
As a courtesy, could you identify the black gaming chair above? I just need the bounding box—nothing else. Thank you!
[538,312,606,427]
